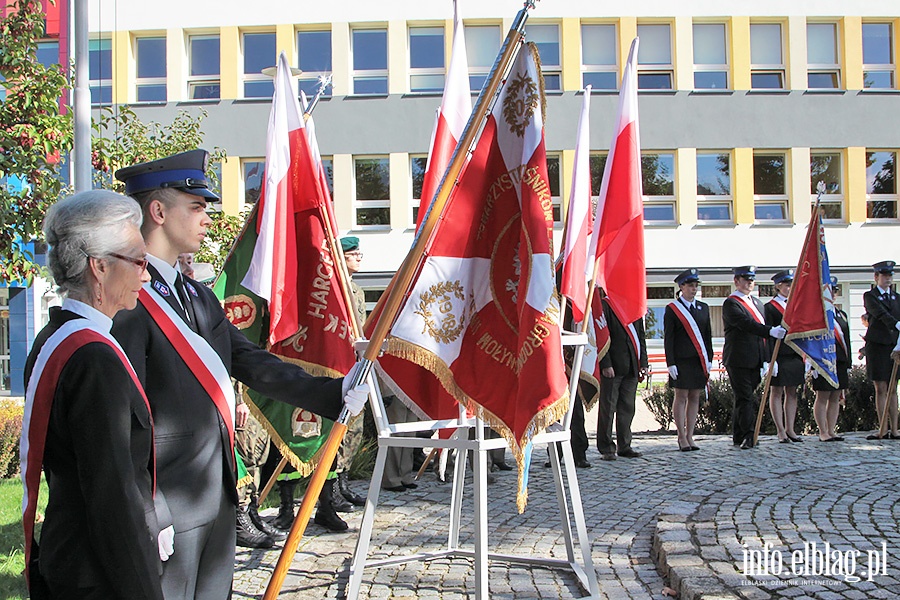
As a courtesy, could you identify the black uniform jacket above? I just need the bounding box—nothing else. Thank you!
[722,294,771,369]
[764,298,799,359]
[863,286,900,346]
[25,308,163,599]
[112,265,343,531]
[834,309,852,366]
[599,298,648,377]
[663,298,713,364]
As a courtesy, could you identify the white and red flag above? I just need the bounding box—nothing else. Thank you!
[415,0,472,230]
[586,38,646,325]
[559,87,593,322]
[370,44,568,511]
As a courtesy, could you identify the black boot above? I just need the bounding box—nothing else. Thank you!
[236,506,274,549]
[338,472,366,506]
[249,502,287,541]
[314,479,349,532]
[272,482,296,531]
[331,480,355,513]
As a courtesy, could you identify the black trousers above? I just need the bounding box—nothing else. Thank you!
[727,365,761,445]
[570,398,589,460]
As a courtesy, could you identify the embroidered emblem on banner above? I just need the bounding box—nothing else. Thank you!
[502,71,538,137]
[291,407,322,438]
[223,294,257,330]
[415,281,468,344]
[153,280,170,297]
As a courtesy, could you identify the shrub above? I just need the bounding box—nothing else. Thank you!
[0,400,23,478]
[641,385,673,431]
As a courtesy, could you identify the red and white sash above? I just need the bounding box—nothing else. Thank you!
[21,319,153,586]
[834,321,847,357]
[138,287,236,452]
[768,296,787,318]
[730,292,765,324]
[624,322,641,363]
[667,301,710,376]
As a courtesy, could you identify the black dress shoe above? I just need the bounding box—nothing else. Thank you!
[617,448,643,458]
[820,437,841,442]
[778,438,791,444]
[740,437,754,450]
[383,485,406,492]
[866,433,885,440]
[574,458,592,468]
[689,446,700,451]
[679,446,692,452]
[494,462,513,471]
[831,436,845,441]
[786,434,803,442]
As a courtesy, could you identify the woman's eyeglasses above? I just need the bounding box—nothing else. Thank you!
[108,252,149,271]
[345,252,363,259]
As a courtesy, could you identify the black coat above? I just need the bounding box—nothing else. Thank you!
[112,265,344,531]
[598,298,648,378]
[764,299,799,358]
[25,308,163,598]
[722,294,771,369]
[834,309,852,366]
[663,298,713,364]
[863,287,900,346]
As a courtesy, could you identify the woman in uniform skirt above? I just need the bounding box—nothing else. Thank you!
[664,269,713,451]
[765,269,805,442]
[812,276,851,441]
[862,260,900,439]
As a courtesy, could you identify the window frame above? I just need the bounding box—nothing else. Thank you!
[241,31,276,99]
[134,35,167,102]
[297,28,333,98]
[408,25,446,94]
[545,153,562,226]
[526,23,562,91]
[636,22,674,91]
[581,22,619,91]
[692,22,729,91]
[696,151,734,224]
[752,151,789,224]
[89,37,112,105]
[862,22,896,89]
[241,158,266,208]
[641,151,677,225]
[464,23,502,92]
[409,154,428,227]
[749,22,786,90]
[351,27,389,96]
[809,151,844,222]
[186,33,221,100]
[354,156,391,228]
[806,22,841,90]
[865,149,898,221]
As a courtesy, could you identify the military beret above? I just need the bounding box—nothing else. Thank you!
[341,236,360,252]
[114,149,218,200]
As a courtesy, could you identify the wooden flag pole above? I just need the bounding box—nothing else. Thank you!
[263,4,536,598]
[876,359,899,438]
[753,339,782,445]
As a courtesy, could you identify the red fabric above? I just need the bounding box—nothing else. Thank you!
[561,211,591,322]
[416,113,456,231]
[782,219,827,334]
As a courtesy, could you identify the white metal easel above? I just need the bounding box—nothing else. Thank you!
[345,332,599,599]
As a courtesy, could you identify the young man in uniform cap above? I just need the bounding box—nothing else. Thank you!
[765,269,805,443]
[111,149,369,599]
[863,260,900,439]
[722,266,787,449]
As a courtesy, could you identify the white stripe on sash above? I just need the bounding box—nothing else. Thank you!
[730,293,764,324]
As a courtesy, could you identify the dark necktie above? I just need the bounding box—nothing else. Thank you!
[175,273,198,332]
[689,304,698,318]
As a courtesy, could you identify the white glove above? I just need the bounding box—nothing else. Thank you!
[894,339,900,353]
[769,326,787,339]
[894,322,900,332]
[706,361,713,373]
[341,360,369,417]
[772,361,779,377]
[667,365,678,380]
[811,368,818,379]
[341,361,364,397]
[158,525,175,562]
[761,362,769,379]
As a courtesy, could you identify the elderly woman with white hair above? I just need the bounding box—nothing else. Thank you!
[21,190,168,599]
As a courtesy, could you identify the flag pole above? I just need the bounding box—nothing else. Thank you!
[876,360,898,437]
[263,3,537,598]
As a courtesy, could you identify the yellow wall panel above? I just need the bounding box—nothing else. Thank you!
[332,23,350,96]
[733,147,754,224]
[846,146,867,223]
[561,18,582,92]
[731,17,750,91]
[112,30,132,104]
[166,29,184,103]
[221,155,240,216]
[787,17,806,91]
[789,147,811,224]
[619,17,637,80]
[390,153,410,229]
[560,148,575,223]
[388,20,407,95]
[676,148,697,226]
[220,27,239,100]
[333,154,354,229]
[276,24,295,67]
[674,17,693,91]
[842,17,863,90]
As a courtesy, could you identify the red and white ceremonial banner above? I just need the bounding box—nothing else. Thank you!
[374,44,569,511]
[415,0,472,231]
[577,289,610,410]
[586,38,646,326]
[559,87,593,323]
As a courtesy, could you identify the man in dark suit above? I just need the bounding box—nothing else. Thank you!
[862,260,900,439]
[596,292,649,461]
[112,150,368,599]
[722,266,786,449]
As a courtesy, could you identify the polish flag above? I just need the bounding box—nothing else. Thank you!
[241,52,321,346]
[586,38,646,325]
[415,0,472,230]
[559,87,593,322]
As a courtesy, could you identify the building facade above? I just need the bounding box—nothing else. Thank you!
[34,0,900,367]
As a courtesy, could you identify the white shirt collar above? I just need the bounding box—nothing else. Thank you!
[732,289,748,299]
[62,298,112,333]
[680,297,697,310]
[775,295,788,306]
[147,253,181,288]
[877,286,891,296]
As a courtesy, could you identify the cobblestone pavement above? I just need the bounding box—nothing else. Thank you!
[233,432,900,599]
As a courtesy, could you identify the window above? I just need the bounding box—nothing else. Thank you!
[637,24,673,90]
[320,157,334,198]
[581,24,617,90]
[642,153,676,223]
[135,36,167,102]
[89,38,112,105]
[242,159,265,205]
[862,23,895,89]
[526,24,561,91]
[750,24,784,89]
[807,23,840,89]
[355,157,390,226]
[696,152,732,222]
[464,25,501,92]
[590,153,608,198]
[693,23,728,89]
[546,154,562,224]
[409,26,445,93]
[753,152,788,222]
[810,152,843,220]
[298,30,332,97]
[243,32,275,98]
[410,155,428,225]
[352,28,388,95]
[36,41,60,67]
[866,151,897,219]
[188,35,220,100]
